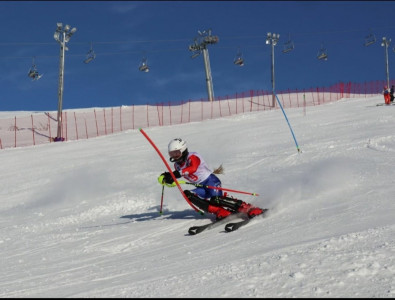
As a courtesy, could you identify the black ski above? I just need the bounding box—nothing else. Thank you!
[376,102,395,106]
[188,213,244,235]
[225,208,269,232]
[188,222,214,235]
[224,218,251,232]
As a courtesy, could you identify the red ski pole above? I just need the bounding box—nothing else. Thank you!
[179,181,259,196]
[159,185,165,214]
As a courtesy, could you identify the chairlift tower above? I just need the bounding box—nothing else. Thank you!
[188,29,218,102]
[381,37,391,89]
[266,32,280,107]
[53,23,77,142]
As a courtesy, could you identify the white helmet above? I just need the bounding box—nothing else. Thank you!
[168,138,188,163]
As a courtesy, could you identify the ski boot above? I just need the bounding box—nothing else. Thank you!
[207,205,232,220]
[237,202,264,218]
[211,195,264,219]
[184,190,232,220]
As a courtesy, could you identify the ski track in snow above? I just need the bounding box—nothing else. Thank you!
[1,96,395,297]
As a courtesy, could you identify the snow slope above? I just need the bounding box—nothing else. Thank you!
[1,96,395,297]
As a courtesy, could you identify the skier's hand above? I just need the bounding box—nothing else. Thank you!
[163,172,174,184]
[158,172,176,187]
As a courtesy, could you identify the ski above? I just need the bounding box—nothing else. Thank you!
[376,102,395,106]
[188,213,244,235]
[224,208,269,232]
[224,219,250,232]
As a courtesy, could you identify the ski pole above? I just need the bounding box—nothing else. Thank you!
[178,180,259,196]
[159,185,164,214]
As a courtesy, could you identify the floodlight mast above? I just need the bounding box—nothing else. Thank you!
[188,29,218,102]
[381,37,391,89]
[53,23,77,142]
[266,32,280,107]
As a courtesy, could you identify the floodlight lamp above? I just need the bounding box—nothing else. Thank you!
[189,44,200,52]
[70,27,77,34]
[267,32,271,38]
[64,24,70,31]
[57,23,63,30]
[54,32,60,41]
[191,52,200,59]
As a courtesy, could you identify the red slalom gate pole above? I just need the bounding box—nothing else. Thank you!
[139,128,204,215]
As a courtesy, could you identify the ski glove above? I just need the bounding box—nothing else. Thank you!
[158,171,180,187]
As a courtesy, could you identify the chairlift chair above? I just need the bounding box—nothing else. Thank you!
[317,44,328,60]
[317,50,328,60]
[233,49,244,66]
[139,57,149,72]
[364,32,376,46]
[28,57,43,81]
[282,34,295,53]
[84,42,96,64]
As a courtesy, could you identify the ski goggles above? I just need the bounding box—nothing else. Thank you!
[169,149,182,160]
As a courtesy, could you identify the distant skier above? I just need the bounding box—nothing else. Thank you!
[158,138,264,220]
[383,86,391,105]
[390,85,394,103]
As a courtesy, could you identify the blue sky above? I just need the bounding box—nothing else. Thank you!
[0,0,394,111]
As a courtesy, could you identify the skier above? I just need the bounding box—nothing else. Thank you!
[383,86,391,105]
[158,138,264,220]
[390,85,394,103]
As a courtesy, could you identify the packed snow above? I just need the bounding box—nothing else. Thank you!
[1,95,395,297]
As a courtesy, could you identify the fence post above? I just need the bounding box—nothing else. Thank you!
[156,104,161,126]
[250,90,253,112]
[31,115,35,146]
[146,104,149,128]
[103,109,107,135]
[74,112,79,140]
[94,109,99,136]
[111,107,114,134]
[48,113,52,142]
[64,112,68,141]
[132,104,135,130]
[236,92,238,114]
[218,96,222,117]
[180,100,184,124]
[14,116,16,147]
[120,106,123,131]
[201,99,203,121]
[85,115,89,139]
[188,100,191,123]
[169,102,172,126]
